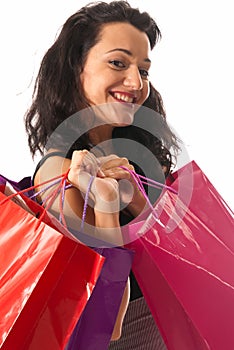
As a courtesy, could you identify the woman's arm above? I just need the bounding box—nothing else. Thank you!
[68,151,130,340]
[35,150,129,340]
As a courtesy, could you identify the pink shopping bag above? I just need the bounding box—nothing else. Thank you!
[125,160,234,350]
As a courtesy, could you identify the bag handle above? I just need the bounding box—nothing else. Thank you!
[35,173,95,232]
[0,168,177,228]
[0,169,93,232]
[120,166,178,219]
[80,176,95,232]
[0,171,70,227]
[77,166,177,221]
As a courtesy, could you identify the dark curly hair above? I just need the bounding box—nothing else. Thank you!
[24,0,180,176]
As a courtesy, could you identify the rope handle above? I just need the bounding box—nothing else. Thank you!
[120,166,178,219]
[0,171,69,203]
[0,169,94,232]
[0,170,70,228]
[0,167,177,228]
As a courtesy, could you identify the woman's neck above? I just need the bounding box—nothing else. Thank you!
[89,125,115,156]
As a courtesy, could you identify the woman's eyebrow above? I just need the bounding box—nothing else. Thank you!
[106,48,151,63]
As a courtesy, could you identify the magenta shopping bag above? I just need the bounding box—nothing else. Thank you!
[125,160,234,350]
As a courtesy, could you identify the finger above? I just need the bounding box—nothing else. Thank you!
[98,154,119,165]
[83,150,100,166]
[103,166,134,180]
[83,152,105,177]
[68,150,86,174]
[72,150,101,177]
[68,150,97,184]
[101,157,130,171]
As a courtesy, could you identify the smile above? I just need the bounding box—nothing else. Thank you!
[110,91,136,103]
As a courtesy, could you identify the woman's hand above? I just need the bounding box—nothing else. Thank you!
[68,150,122,246]
[98,154,147,217]
[68,150,120,214]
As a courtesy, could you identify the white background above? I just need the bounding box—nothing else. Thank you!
[0,0,233,209]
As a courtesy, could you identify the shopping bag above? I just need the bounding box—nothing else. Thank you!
[0,177,105,350]
[64,176,134,350]
[66,246,133,350]
[125,160,234,350]
[0,174,33,196]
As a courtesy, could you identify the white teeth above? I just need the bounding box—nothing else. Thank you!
[113,93,134,103]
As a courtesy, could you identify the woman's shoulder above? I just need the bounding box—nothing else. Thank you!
[33,149,71,186]
[33,149,95,228]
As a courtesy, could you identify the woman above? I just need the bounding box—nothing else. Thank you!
[25,1,180,348]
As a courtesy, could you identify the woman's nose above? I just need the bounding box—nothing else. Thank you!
[123,67,143,91]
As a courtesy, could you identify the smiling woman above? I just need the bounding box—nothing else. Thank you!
[80,22,151,106]
[23,0,179,348]
[80,22,151,128]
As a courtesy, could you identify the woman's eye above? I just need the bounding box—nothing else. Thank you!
[139,69,149,78]
[109,60,126,68]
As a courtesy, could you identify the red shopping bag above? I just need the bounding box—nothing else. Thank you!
[125,160,234,350]
[0,180,105,350]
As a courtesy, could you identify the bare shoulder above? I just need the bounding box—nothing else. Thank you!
[34,151,95,227]
[34,152,71,185]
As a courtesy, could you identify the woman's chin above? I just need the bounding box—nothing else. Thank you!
[91,102,139,127]
[112,109,135,126]
[112,120,133,127]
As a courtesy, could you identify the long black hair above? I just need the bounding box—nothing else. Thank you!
[25,0,180,175]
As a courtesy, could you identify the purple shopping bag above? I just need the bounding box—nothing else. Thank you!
[66,246,133,350]
[0,174,33,196]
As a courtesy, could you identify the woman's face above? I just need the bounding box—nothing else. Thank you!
[80,22,151,126]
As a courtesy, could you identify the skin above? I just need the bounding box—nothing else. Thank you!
[81,22,151,140]
[34,22,152,341]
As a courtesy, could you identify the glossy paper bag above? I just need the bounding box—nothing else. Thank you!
[66,246,133,350]
[0,187,104,350]
[126,160,234,350]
